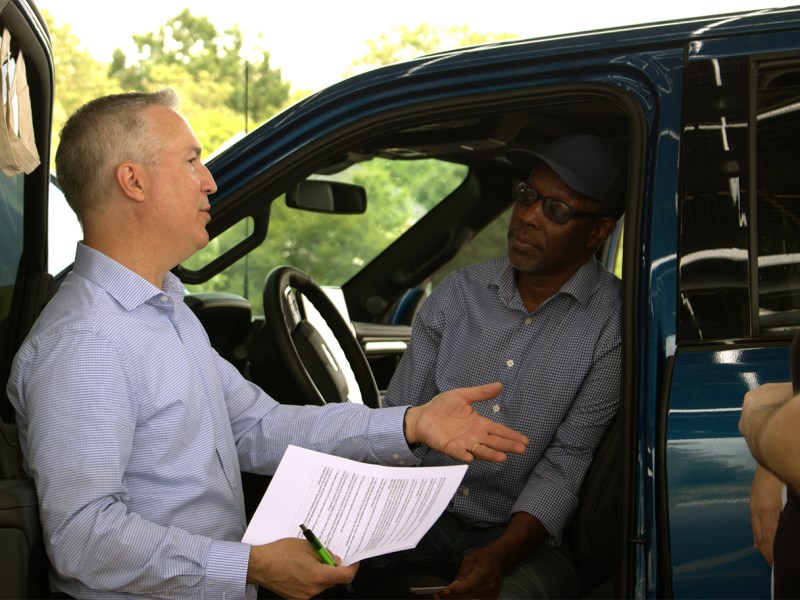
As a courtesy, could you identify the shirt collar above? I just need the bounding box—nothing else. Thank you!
[491,256,604,309]
[73,242,185,312]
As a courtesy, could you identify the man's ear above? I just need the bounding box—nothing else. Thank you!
[586,216,618,250]
[115,161,145,202]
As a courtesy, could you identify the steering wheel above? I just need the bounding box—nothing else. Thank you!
[263,266,381,408]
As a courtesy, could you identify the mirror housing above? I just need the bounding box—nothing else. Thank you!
[286,180,367,214]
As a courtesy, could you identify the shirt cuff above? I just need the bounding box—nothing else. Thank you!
[367,405,421,466]
[204,540,253,600]
[511,481,578,543]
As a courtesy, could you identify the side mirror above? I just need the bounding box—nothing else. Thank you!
[286,180,367,214]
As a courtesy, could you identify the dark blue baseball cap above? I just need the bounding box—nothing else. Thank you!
[506,134,626,218]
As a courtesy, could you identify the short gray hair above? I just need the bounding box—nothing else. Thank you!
[55,88,180,222]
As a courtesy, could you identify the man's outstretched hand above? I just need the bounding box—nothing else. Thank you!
[403,382,529,462]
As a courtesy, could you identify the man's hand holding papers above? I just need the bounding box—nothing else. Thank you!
[246,536,357,599]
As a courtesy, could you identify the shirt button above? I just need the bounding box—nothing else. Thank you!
[492,404,500,413]
[392,453,401,461]
[506,359,514,368]
[462,487,470,497]
[160,295,169,303]
[524,317,533,325]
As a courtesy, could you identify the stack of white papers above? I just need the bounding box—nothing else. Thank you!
[242,445,467,566]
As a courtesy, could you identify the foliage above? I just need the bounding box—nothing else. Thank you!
[345,24,517,78]
[109,9,290,129]
[185,159,469,308]
[43,8,293,165]
[43,11,514,309]
[43,11,122,168]
[131,62,245,155]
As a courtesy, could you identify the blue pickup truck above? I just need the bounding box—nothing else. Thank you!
[2,1,800,597]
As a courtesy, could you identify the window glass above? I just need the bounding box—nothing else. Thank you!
[182,216,254,293]
[0,172,24,331]
[429,206,512,289]
[184,158,468,312]
[0,173,23,290]
[679,56,800,341]
[678,57,750,342]
[0,171,24,391]
[755,63,800,334]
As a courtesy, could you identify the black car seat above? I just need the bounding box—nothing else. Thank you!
[0,418,49,599]
[184,292,254,373]
[566,414,621,597]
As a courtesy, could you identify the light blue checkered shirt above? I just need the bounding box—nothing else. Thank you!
[7,243,415,600]
[383,256,621,542]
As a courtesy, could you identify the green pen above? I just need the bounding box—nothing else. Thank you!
[300,524,354,594]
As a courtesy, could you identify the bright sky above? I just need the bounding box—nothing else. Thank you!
[38,0,785,93]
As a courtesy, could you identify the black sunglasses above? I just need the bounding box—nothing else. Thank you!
[511,178,608,225]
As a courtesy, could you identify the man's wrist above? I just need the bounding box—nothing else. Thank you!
[403,408,421,449]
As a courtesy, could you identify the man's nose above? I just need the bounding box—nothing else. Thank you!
[516,198,545,226]
[200,162,218,195]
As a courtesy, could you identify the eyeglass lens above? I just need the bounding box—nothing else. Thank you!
[511,178,574,224]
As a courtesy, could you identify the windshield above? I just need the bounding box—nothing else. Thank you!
[183,157,469,311]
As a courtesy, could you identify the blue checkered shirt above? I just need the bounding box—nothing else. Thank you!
[383,256,621,542]
[7,243,415,600]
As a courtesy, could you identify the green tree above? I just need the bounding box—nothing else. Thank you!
[184,158,469,308]
[42,10,121,168]
[110,10,290,129]
[135,63,246,156]
[345,24,517,77]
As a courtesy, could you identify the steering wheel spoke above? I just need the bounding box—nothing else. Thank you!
[263,266,381,408]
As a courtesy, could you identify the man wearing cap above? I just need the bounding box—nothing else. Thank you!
[357,134,624,599]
